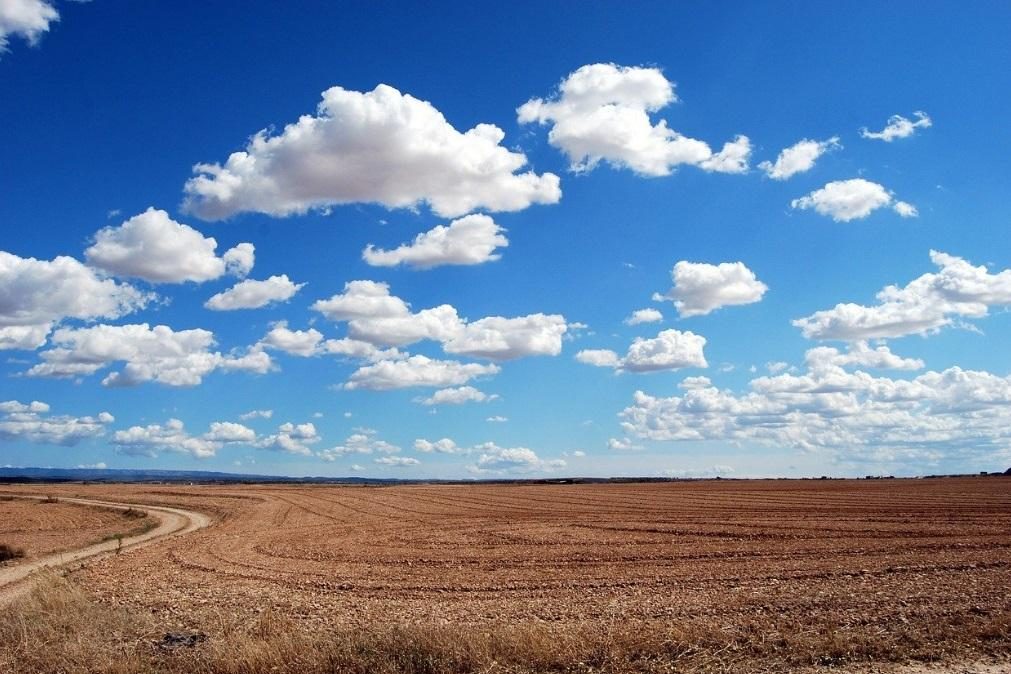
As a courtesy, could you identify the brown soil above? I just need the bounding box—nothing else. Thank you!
[0,495,149,562]
[1,478,1008,673]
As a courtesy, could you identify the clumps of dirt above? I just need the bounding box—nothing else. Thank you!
[121,508,148,520]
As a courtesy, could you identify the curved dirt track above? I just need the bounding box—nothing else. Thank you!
[0,496,211,605]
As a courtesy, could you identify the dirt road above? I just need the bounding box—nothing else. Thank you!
[0,496,211,605]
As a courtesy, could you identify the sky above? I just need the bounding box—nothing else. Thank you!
[2,1,1011,479]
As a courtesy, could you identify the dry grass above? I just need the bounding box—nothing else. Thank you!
[0,576,1008,674]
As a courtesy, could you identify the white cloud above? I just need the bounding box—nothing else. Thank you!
[239,409,273,421]
[313,280,569,360]
[417,386,498,406]
[257,321,402,361]
[204,421,257,443]
[518,63,750,176]
[26,323,271,386]
[607,437,642,451]
[577,329,707,373]
[414,437,462,453]
[183,83,560,220]
[794,251,1011,340]
[766,361,789,374]
[258,421,321,456]
[663,465,734,478]
[758,137,840,180]
[616,355,1011,469]
[344,354,500,390]
[375,456,419,467]
[860,111,932,142]
[657,260,768,317]
[0,251,149,349]
[0,399,113,446]
[258,322,324,357]
[363,214,508,269]
[111,418,246,459]
[624,308,663,325]
[0,0,58,54]
[442,314,568,360]
[790,178,915,222]
[205,274,304,310]
[486,415,508,423]
[85,208,254,283]
[319,428,400,461]
[471,442,565,473]
[805,342,924,372]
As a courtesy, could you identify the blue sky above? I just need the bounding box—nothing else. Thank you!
[2,1,1011,478]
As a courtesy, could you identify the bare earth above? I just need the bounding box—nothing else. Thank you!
[1,478,1008,673]
[0,496,141,561]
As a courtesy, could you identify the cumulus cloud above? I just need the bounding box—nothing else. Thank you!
[257,321,402,362]
[616,354,1011,469]
[0,400,113,446]
[471,442,565,473]
[258,421,321,456]
[183,83,560,220]
[205,275,304,310]
[344,355,500,390]
[576,329,707,373]
[417,386,498,406]
[313,280,569,360]
[0,251,149,349]
[794,251,1011,340]
[318,428,400,461]
[758,137,840,180]
[26,323,271,386]
[805,342,924,371]
[414,437,462,453]
[790,178,915,222]
[239,409,273,421]
[111,418,252,459]
[860,111,932,142]
[624,308,663,325]
[363,214,508,269]
[518,63,750,176]
[85,208,254,283]
[656,260,768,317]
[0,0,58,54]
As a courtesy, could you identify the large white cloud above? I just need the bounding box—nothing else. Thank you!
[576,328,707,373]
[205,275,303,311]
[860,111,932,142]
[0,251,149,349]
[112,418,253,459]
[615,353,1011,470]
[363,214,508,269]
[258,421,321,456]
[257,321,403,362]
[344,354,500,390]
[0,400,113,446]
[791,178,916,222]
[183,84,560,220]
[518,63,750,176]
[0,0,58,54]
[656,260,768,318]
[85,208,254,283]
[26,323,271,386]
[794,251,1011,340]
[758,137,840,180]
[313,280,569,360]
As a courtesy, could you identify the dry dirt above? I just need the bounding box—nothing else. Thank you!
[0,495,147,561]
[2,478,1008,672]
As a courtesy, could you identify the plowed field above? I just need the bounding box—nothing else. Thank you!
[2,478,1009,673]
[0,496,148,562]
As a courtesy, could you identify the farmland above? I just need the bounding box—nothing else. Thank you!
[0,495,150,562]
[1,478,1009,673]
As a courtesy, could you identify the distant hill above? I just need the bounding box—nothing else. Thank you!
[0,466,399,484]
